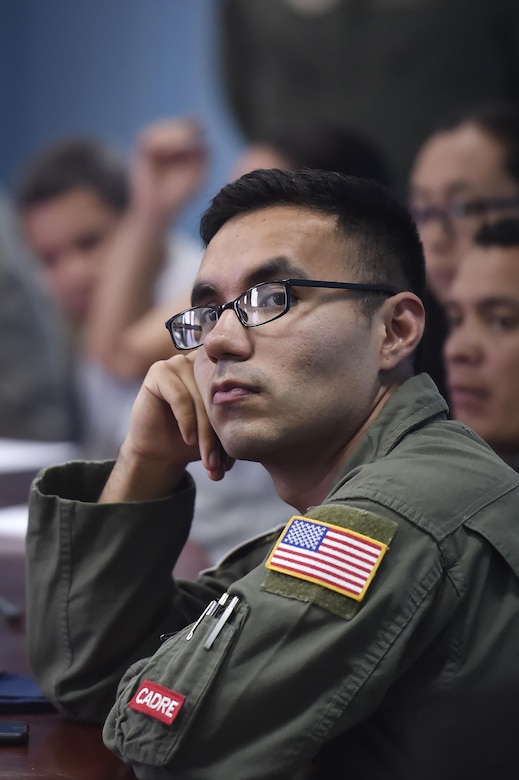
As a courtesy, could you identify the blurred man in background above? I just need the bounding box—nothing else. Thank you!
[444,218,519,469]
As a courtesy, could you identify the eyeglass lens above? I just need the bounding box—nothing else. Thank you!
[170,282,289,349]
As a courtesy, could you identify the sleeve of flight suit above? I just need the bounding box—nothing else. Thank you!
[103,502,461,780]
[25,460,234,723]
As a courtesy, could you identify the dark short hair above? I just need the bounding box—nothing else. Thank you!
[438,101,519,186]
[200,168,426,305]
[16,137,129,214]
[475,218,519,248]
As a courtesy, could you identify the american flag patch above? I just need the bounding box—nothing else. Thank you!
[266,515,388,601]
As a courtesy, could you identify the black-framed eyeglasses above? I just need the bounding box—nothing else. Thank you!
[409,195,519,236]
[165,278,399,350]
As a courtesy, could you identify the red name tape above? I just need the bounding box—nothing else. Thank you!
[128,679,185,725]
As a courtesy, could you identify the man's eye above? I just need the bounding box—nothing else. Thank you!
[76,231,106,251]
[445,314,462,332]
[251,285,286,308]
[488,314,519,332]
[260,291,286,307]
[199,307,218,326]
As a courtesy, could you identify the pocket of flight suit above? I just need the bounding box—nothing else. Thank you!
[105,597,249,768]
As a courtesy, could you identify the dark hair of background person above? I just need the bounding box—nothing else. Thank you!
[418,288,449,401]
[15,137,129,213]
[200,168,426,322]
[264,125,394,189]
[437,100,519,185]
[475,216,519,247]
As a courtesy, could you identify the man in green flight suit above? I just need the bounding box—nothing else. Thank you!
[26,169,519,779]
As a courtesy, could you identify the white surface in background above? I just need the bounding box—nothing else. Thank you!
[0,439,79,473]
[0,440,78,547]
[0,504,28,538]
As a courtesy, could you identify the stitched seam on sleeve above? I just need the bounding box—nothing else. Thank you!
[54,500,74,700]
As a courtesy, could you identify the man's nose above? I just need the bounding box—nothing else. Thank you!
[203,308,252,361]
[444,322,483,366]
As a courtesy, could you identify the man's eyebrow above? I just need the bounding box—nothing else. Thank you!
[191,281,216,307]
[191,257,308,306]
[445,296,519,314]
[478,297,519,312]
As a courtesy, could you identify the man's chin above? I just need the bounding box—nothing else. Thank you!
[222,443,262,463]
[219,433,270,464]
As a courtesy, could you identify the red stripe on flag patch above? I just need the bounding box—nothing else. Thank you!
[266,515,388,601]
[128,679,185,725]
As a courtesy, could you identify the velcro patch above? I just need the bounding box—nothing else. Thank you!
[128,679,185,726]
[263,505,397,619]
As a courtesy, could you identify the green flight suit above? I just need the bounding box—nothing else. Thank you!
[26,374,519,779]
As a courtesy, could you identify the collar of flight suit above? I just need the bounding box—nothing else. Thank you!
[332,372,449,486]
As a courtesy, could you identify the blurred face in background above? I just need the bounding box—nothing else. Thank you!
[409,123,519,303]
[443,245,519,457]
[22,187,120,327]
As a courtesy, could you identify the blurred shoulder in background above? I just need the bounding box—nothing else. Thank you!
[0,189,75,443]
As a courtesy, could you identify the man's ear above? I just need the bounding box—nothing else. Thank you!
[379,292,425,370]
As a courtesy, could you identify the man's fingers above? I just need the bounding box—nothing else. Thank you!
[145,355,220,461]
[132,355,229,482]
[178,354,234,479]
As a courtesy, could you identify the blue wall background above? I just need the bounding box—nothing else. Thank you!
[0,0,245,239]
